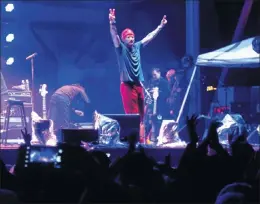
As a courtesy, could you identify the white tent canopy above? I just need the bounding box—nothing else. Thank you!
[176,37,259,123]
[196,37,260,68]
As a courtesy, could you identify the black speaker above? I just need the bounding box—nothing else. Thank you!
[103,114,140,141]
[62,129,99,146]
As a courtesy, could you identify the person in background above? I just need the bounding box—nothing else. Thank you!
[48,84,90,141]
[145,68,170,142]
[166,68,182,118]
[148,68,169,115]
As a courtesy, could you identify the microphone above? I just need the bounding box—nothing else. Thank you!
[26,53,37,60]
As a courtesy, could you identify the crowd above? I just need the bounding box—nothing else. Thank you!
[0,115,259,203]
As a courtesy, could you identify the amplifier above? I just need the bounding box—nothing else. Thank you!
[8,90,32,104]
[0,116,30,128]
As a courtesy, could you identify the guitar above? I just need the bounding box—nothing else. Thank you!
[31,84,56,145]
[39,84,56,145]
[147,87,159,143]
[39,84,48,120]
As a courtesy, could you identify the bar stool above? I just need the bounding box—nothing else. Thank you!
[2,100,28,144]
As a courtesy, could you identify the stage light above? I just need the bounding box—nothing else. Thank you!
[6,33,14,42]
[206,86,217,91]
[6,57,14,65]
[5,3,14,12]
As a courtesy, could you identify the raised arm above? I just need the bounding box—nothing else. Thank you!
[109,8,120,48]
[141,15,167,47]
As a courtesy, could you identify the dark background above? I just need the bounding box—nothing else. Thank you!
[1,0,260,120]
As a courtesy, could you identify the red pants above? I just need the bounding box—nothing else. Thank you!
[120,82,144,122]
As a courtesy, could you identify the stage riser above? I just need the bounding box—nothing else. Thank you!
[0,147,185,168]
[95,147,185,168]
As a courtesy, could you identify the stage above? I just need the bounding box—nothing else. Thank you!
[1,139,259,170]
[0,141,186,168]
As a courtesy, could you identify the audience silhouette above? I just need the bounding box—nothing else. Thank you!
[0,114,259,203]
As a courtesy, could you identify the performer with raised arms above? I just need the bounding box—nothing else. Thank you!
[109,8,167,142]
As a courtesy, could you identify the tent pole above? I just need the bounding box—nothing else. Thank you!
[232,0,254,44]
[209,0,254,117]
[185,0,200,116]
[176,65,198,124]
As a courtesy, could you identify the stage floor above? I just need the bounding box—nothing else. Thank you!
[1,140,258,168]
[0,140,186,168]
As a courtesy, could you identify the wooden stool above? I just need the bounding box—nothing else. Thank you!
[2,100,28,144]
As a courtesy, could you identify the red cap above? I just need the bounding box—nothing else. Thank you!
[121,28,135,40]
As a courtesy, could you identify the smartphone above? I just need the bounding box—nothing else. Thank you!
[24,146,62,168]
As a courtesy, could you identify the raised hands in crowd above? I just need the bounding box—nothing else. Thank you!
[0,113,259,203]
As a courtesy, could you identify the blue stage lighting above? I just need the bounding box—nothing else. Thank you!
[5,4,14,12]
[6,57,14,65]
[6,33,14,42]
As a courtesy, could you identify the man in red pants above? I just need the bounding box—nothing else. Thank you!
[109,9,167,142]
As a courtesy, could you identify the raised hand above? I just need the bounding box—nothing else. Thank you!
[109,8,116,23]
[160,15,167,26]
[210,120,222,130]
[186,114,199,131]
[186,114,199,144]
[21,128,31,145]
[208,120,222,147]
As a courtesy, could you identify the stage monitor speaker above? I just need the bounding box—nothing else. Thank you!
[62,129,99,146]
[103,114,140,141]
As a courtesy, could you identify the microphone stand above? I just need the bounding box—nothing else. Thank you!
[30,57,35,113]
[26,54,37,140]
[26,53,37,112]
